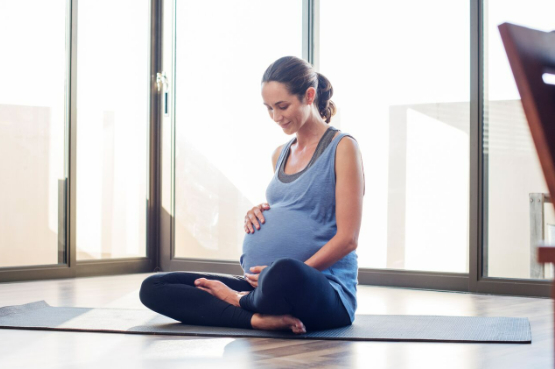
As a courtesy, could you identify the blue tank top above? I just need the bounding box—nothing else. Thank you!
[240,130,359,323]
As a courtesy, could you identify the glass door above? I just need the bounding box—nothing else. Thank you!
[160,0,303,269]
[76,0,151,261]
[0,0,67,268]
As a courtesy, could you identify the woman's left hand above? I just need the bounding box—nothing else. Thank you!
[244,265,268,288]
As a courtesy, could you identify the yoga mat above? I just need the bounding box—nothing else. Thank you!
[0,301,531,343]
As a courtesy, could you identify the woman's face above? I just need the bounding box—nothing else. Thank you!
[261,81,314,134]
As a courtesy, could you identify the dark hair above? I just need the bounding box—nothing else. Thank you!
[262,56,337,123]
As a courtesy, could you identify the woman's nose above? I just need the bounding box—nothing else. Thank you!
[272,110,282,122]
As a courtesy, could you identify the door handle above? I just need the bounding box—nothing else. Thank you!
[156,72,170,116]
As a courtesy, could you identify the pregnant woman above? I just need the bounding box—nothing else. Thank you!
[139,56,365,334]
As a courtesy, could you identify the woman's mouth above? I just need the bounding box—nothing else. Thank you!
[281,122,291,128]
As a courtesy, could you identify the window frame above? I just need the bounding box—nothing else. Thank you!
[1,0,551,299]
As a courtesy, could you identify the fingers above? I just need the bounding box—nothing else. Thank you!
[244,213,254,233]
[250,265,268,273]
[247,213,260,231]
[245,277,257,288]
[245,273,259,280]
[244,203,270,234]
[245,273,259,288]
[253,208,266,226]
[258,203,270,210]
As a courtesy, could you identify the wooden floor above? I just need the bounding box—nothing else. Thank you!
[0,273,552,369]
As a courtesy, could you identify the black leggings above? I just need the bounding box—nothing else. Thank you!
[139,257,351,331]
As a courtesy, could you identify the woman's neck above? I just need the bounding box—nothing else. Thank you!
[294,113,329,150]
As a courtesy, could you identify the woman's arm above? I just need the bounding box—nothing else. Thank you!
[304,136,365,271]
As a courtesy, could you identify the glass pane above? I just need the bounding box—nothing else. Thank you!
[174,0,302,260]
[319,0,470,273]
[484,0,555,279]
[76,0,150,260]
[0,0,66,268]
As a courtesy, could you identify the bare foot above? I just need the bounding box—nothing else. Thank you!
[251,313,306,334]
[194,278,249,307]
[194,279,305,334]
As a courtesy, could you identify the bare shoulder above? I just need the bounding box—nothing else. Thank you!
[335,135,364,176]
[271,144,286,173]
[336,135,361,157]
[335,134,365,195]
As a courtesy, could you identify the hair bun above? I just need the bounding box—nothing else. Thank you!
[316,72,337,123]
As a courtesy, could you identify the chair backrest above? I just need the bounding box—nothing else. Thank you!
[499,22,555,211]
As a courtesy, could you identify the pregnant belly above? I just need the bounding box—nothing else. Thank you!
[240,206,334,273]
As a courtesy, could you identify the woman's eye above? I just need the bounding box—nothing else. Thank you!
[266,106,287,111]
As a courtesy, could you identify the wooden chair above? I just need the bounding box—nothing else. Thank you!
[499,22,555,362]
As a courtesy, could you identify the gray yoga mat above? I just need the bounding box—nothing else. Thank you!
[0,300,531,343]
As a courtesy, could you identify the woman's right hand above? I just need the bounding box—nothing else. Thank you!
[244,203,270,233]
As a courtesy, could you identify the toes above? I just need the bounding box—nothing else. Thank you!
[292,319,306,332]
[293,327,306,334]
[295,322,306,331]
[194,278,207,287]
[283,315,306,333]
[292,322,306,334]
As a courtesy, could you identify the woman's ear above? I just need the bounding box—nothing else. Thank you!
[305,87,316,105]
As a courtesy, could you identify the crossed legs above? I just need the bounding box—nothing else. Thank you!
[139,257,351,333]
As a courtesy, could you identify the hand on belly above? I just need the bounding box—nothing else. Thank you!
[244,265,268,288]
[244,203,271,234]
